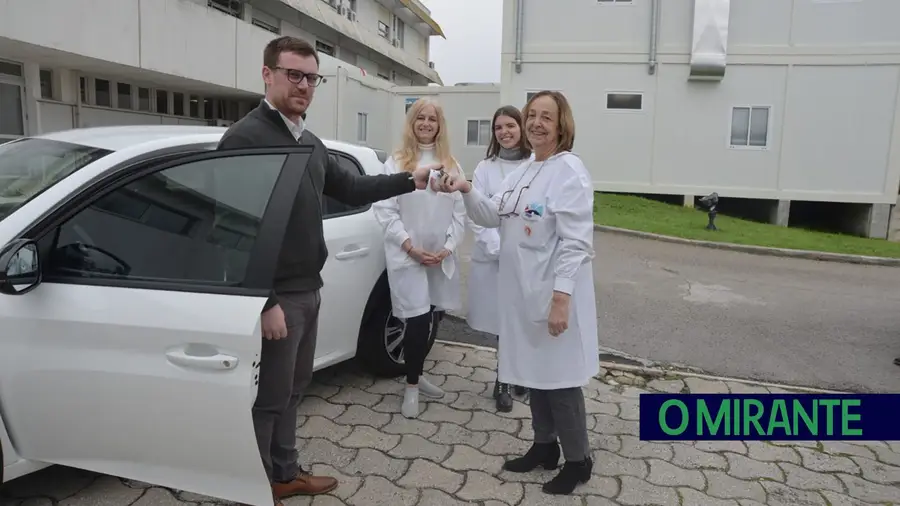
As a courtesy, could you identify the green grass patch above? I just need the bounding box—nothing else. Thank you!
[595,193,900,259]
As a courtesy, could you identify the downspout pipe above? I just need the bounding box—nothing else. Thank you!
[648,0,659,75]
[514,0,524,73]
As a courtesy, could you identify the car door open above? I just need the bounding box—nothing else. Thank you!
[0,146,316,505]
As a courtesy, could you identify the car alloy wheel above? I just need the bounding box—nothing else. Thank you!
[383,310,434,365]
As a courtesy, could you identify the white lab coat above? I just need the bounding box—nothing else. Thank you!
[462,152,600,390]
[466,156,526,335]
[373,153,467,319]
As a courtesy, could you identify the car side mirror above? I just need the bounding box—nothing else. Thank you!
[0,238,42,295]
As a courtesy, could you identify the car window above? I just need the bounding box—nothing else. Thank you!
[324,152,369,218]
[0,138,111,222]
[45,154,287,285]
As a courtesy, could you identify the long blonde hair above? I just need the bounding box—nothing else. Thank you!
[394,97,457,173]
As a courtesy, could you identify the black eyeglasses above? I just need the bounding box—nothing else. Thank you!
[273,67,326,87]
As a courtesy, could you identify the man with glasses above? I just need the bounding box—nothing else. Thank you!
[217,36,435,504]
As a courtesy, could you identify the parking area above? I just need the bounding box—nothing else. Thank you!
[2,342,899,506]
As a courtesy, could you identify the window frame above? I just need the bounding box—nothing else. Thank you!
[605,91,644,112]
[728,105,772,150]
[315,40,335,57]
[323,150,373,220]
[356,112,368,143]
[23,145,317,297]
[378,21,390,39]
[465,119,492,147]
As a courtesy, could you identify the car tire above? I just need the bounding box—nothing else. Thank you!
[357,272,442,378]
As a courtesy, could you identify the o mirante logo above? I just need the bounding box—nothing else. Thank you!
[639,394,900,441]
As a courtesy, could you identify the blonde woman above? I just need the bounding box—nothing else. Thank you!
[435,91,598,495]
[372,97,466,419]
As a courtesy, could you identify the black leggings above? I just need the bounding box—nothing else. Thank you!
[404,310,432,384]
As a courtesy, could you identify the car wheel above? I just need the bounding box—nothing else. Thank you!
[357,273,442,378]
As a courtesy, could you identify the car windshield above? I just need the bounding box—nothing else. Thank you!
[0,138,111,221]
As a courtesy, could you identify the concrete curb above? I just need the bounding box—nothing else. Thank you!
[435,338,851,394]
[594,224,900,267]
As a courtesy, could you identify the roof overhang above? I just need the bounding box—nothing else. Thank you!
[396,0,445,38]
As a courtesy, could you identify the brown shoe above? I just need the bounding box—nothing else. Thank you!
[272,471,338,498]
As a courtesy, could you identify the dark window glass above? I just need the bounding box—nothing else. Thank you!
[323,153,367,217]
[47,154,288,285]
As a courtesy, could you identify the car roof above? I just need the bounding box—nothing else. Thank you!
[36,125,380,159]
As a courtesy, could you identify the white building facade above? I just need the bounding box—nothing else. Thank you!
[0,0,444,143]
[500,0,900,238]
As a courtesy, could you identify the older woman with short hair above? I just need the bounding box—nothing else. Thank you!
[436,90,598,495]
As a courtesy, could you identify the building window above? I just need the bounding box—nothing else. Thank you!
[79,77,88,103]
[189,95,201,118]
[138,87,151,111]
[94,79,111,107]
[316,41,335,57]
[393,17,405,48]
[378,21,390,39]
[730,106,769,148]
[204,99,214,120]
[606,92,642,110]
[156,90,170,114]
[173,92,185,116]
[0,82,24,136]
[251,8,280,33]
[117,82,133,110]
[357,113,368,142]
[208,0,242,17]
[466,119,492,146]
[38,69,54,100]
[0,60,22,77]
[252,18,279,33]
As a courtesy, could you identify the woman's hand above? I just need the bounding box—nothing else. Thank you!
[408,247,438,265]
[434,172,471,194]
[548,291,570,337]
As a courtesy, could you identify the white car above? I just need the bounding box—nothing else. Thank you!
[0,126,442,505]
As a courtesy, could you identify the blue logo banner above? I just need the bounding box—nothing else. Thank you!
[639,393,900,441]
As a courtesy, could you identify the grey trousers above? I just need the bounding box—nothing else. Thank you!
[252,290,320,483]
[530,387,591,462]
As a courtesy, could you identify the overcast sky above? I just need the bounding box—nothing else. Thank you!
[420,0,503,85]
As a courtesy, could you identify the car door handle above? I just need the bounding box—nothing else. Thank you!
[165,346,239,371]
[334,246,370,260]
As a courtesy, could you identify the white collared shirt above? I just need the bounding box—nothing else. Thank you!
[264,98,305,141]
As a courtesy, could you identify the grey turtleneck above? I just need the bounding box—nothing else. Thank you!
[498,147,526,161]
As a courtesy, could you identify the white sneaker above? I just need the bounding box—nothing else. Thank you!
[418,376,445,399]
[401,386,420,418]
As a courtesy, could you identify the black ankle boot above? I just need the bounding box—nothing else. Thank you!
[502,442,561,473]
[542,458,593,495]
[513,384,527,396]
[496,382,513,413]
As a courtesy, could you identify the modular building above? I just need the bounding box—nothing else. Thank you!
[500,0,900,238]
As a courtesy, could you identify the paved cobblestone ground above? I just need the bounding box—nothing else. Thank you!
[2,343,899,506]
